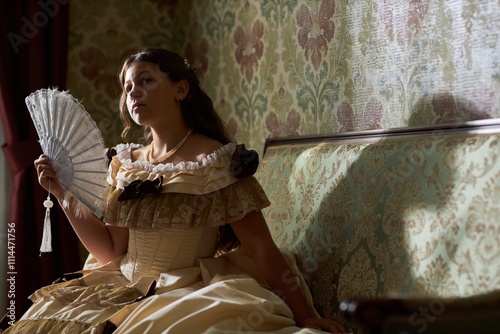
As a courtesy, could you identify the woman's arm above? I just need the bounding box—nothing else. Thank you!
[35,154,128,264]
[230,210,347,333]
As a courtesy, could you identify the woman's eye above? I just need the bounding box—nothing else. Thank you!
[142,77,154,84]
[125,85,132,93]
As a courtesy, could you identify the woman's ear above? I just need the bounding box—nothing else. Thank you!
[177,80,189,100]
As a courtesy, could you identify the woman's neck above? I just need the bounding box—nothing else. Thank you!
[149,126,192,155]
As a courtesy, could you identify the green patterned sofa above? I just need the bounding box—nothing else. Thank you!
[255,120,500,333]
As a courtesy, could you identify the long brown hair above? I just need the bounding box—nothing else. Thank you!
[118,48,232,144]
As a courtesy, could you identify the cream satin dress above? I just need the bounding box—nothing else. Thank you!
[6,143,325,334]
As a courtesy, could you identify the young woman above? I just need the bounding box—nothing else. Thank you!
[6,48,347,333]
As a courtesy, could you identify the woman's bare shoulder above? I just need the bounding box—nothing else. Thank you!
[183,133,226,164]
[130,145,148,162]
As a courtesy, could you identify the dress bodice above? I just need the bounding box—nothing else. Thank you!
[120,227,219,282]
[104,142,270,282]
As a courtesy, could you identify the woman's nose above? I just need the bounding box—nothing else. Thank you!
[129,86,142,99]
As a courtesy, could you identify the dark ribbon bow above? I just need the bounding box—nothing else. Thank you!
[117,176,163,201]
[105,147,117,167]
[230,144,259,178]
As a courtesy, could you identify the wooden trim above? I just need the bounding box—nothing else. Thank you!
[263,119,500,155]
[340,290,500,334]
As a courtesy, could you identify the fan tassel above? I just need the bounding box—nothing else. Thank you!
[40,194,54,255]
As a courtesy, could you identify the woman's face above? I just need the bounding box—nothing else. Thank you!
[123,61,180,127]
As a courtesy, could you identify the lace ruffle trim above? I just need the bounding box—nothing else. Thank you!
[113,142,236,173]
[104,177,270,230]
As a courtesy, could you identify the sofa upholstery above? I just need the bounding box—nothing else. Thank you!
[255,121,500,332]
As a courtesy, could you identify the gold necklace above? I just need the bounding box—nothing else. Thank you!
[147,128,193,164]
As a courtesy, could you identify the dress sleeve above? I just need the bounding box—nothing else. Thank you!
[103,176,270,230]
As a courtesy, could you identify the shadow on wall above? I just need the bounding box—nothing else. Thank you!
[409,90,492,127]
[296,92,489,328]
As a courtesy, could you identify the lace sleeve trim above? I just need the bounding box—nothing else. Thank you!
[103,177,270,230]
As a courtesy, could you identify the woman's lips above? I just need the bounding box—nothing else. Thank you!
[132,103,145,111]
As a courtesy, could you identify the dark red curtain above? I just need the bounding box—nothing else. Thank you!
[0,0,81,320]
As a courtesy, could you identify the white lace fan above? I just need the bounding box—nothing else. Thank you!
[25,88,108,253]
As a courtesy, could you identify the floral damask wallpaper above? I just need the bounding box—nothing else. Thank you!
[67,0,500,153]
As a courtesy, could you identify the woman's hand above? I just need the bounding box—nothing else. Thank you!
[34,154,66,199]
[35,154,129,264]
[299,317,348,333]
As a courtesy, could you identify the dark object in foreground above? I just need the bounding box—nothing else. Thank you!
[340,290,500,334]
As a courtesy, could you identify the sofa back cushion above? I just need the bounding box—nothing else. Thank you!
[255,123,500,319]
